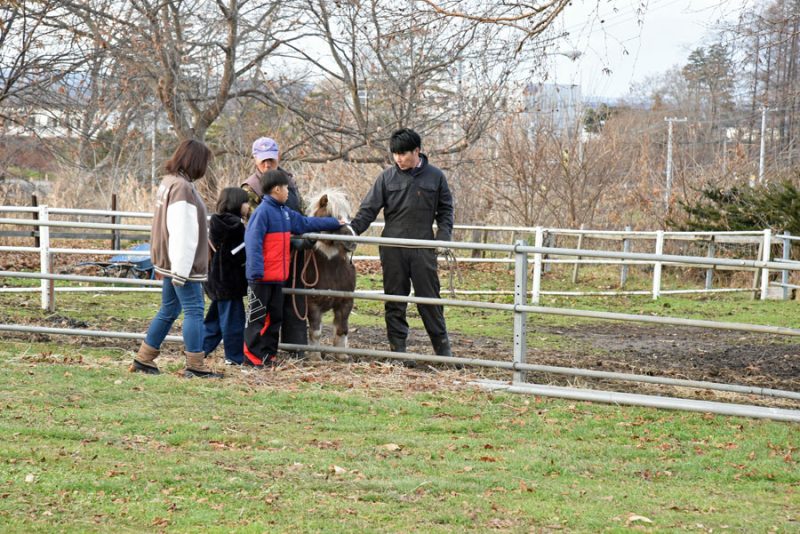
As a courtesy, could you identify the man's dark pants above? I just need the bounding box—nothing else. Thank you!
[379,246,447,348]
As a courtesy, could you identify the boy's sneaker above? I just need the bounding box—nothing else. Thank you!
[243,357,264,369]
[224,359,243,366]
[264,354,278,367]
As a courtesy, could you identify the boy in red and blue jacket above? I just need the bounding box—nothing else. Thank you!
[243,169,344,367]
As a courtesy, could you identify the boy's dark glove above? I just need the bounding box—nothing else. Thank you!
[290,237,316,251]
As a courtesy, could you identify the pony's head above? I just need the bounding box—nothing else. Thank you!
[306,189,357,258]
[307,189,351,220]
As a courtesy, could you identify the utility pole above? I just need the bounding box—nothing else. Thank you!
[722,136,728,176]
[664,117,687,208]
[758,105,769,185]
[151,109,158,188]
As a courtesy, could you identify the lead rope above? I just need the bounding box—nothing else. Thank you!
[291,247,321,320]
[440,248,461,297]
[291,249,316,321]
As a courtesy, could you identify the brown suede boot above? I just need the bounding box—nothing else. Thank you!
[130,342,160,375]
[184,351,223,379]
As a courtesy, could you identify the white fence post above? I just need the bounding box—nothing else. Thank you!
[531,226,544,305]
[652,230,664,300]
[38,205,54,311]
[571,223,584,284]
[620,225,631,287]
[513,239,528,384]
[705,236,716,290]
[760,228,771,300]
[782,231,791,300]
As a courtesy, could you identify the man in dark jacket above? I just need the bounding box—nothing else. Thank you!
[349,128,455,363]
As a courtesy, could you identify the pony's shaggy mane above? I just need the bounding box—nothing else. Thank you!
[306,188,351,220]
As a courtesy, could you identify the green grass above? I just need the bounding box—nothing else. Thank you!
[1,266,799,531]
[0,361,797,532]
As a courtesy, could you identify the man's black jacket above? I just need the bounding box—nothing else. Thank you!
[349,154,454,241]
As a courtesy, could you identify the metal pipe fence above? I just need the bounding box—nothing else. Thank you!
[1,205,798,307]
[2,205,800,420]
[0,206,798,299]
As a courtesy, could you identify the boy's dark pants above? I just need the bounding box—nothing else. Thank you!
[244,282,284,364]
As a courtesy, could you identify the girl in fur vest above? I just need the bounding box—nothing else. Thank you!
[202,187,250,365]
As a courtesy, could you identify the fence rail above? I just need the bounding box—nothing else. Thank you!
[2,205,799,421]
[1,204,795,304]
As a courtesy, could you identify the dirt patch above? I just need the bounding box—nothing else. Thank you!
[3,316,799,410]
[536,323,800,388]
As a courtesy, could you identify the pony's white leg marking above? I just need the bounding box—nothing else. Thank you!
[333,333,350,362]
[308,329,323,361]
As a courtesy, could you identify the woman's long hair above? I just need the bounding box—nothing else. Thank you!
[165,139,212,181]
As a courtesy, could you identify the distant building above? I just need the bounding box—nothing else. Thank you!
[0,106,82,138]
[0,73,87,139]
[523,83,583,138]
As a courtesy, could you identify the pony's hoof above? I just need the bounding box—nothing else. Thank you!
[306,352,323,362]
[334,353,351,363]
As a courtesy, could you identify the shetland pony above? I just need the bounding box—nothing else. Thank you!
[302,189,357,361]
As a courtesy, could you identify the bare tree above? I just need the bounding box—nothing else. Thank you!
[41,0,295,143]
[0,2,83,121]
[419,0,571,54]
[236,0,566,163]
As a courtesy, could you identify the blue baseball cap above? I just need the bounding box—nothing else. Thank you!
[252,137,279,162]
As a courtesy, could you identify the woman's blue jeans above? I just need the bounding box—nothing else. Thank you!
[144,278,205,353]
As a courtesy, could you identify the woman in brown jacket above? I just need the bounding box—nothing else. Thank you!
[131,139,221,378]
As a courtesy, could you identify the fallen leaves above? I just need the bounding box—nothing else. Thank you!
[329,465,348,476]
[625,513,653,526]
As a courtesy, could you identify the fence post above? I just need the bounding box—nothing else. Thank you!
[571,223,584,284]
[782,231,791,300]
[508,230,517,270]
[39,205,54,311]
[543,231,552,273]
[705,236,716,290]
[620,225,631,287]
[111,193,121,250]
[512,239,528,384]
[471,228,483,259]
[652,230,664,300]
[531,226,544,305]
[31,194,40,248]
[760,228,771,300]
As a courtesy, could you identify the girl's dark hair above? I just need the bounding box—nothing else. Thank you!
[389,127,421,154]
[165,139,212,181]
[260,169,290,194]
[216,187,249,215]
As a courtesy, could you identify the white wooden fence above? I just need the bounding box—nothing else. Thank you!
[0,205,795,311]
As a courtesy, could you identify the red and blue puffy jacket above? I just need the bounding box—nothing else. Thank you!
[245,195,341,283]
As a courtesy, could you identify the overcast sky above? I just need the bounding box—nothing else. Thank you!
[545,0,753,99]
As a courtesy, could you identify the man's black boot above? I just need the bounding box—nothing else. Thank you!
[389,337,416,368]
[432,336,462,369]
[432,336,452,357]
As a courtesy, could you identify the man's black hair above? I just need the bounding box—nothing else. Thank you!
[260,169,290,195]
[389,128,421,154]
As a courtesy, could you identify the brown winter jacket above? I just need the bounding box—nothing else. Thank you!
[150,173,209,284]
